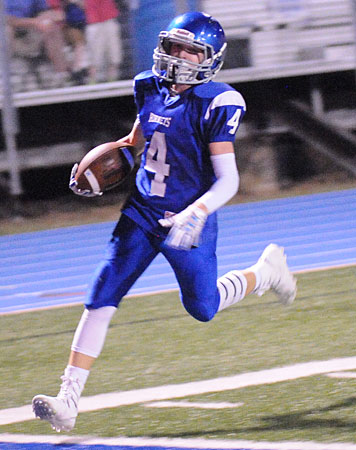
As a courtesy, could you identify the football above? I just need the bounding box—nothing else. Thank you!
[75,142,136,194]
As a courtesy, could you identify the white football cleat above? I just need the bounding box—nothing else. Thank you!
[32,375,82,432]
[253,243,297,305]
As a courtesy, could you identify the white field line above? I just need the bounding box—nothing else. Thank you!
[326,371,356,378]
[2,434,356,450]
[143,401,244,409]
[2,356,356,426]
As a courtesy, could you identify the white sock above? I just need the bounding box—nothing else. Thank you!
[59,365,89,401]
[248,263,263,294]
[217,270,248,312]
[64,365,90,385]
[71,306,116,358]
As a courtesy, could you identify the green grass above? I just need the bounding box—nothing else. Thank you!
[1,266,356,443]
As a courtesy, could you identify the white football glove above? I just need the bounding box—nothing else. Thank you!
[69,163,103,197]
[158,204,208,250]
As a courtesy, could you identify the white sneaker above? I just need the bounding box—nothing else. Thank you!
[252,243,297,305]
[32,375,82,432]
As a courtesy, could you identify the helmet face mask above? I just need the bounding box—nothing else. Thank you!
[152,12,226,85]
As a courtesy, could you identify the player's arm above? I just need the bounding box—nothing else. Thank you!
[116,117,145,154]
[69,118,145,197]
[194,141,239,214]
[159,141,239,250]
[159,91,244,250]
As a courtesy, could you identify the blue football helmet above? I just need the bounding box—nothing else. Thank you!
[152,11,227,85]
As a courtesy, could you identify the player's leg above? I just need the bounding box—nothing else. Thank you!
[163,219,296,321]
[32,215,159,432]
[163,251,253,321]
[164,245,219,322]
[206,242,296,314]
[245,243,297,306]
[206,243,296,314]
[162,216,222,322]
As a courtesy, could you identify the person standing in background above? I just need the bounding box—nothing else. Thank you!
[5,0,71,86]
[84,0,122,83]
[47,0,88,84]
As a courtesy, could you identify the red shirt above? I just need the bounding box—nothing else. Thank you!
[46,0,60,10]
[84,0,118,24]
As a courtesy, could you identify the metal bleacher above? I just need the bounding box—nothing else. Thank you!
[0,0,355,195]
[203,0,356,176]
[0,0,354,107]
[204,0,355,82]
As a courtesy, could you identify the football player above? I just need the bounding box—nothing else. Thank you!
[32,11,297,432]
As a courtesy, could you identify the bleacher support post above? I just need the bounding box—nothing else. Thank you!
[353,0,356,86]
[0,0,23,197]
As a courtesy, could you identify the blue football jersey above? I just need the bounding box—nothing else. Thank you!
[122,70,246,235]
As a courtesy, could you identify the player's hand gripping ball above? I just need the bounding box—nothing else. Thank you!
[69,142,135,197]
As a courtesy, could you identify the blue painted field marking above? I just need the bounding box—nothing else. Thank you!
[1,188,356,314]
[1,436,356,450]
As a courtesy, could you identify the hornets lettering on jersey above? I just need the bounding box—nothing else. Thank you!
[148,112,172,128]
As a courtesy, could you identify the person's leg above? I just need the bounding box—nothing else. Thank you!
[164,245,219,322]
[105,18,122,81]
[85,23,102,83]
[66,26,87,81]
[162,216,221,322]
[67,217,160,369]
[245,243,297,305]
[37,11,69,75]
[163,218,296,321]
[32,216,159,431]
[214,243,296,314]
[91,22,107,82]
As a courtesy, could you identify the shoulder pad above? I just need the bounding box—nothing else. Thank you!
[134,70,154,81]
[134,70,156,84]
[193,81,236,99]
[193,83,246,119]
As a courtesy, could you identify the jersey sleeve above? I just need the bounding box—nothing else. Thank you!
[133,76,145,114]
[133,70,154,114]
[203,90,246,143]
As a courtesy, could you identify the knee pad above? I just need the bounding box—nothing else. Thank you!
[71,306,116,358]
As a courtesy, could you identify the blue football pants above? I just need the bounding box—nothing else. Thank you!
[85,214,220,322]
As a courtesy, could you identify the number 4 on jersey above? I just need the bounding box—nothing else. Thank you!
[144,131,170,197]
[227,109,242,134]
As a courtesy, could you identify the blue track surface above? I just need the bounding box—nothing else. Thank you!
[1,188,356,314]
